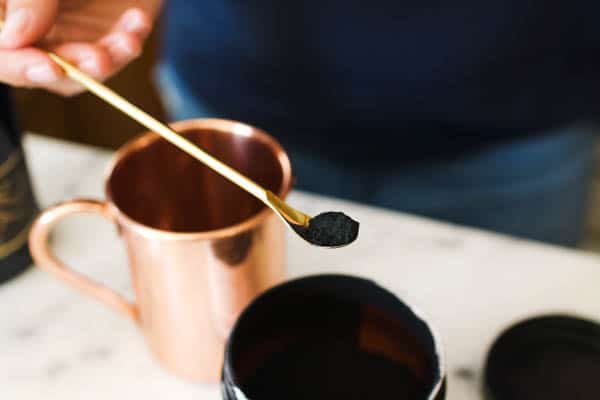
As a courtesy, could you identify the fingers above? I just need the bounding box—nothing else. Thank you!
[0,44,112,96]
[59,8,153,95]
[0,0,59,48]
[98,32,142,73]
[89,8,151,84]
[52,43,112,77]
[0,6,153,96]
[0,48,62,86]
[112,8,153,41]
[97,8,150,68]
[50,42,113,95]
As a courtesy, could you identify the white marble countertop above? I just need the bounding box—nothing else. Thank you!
[1,134,600,399]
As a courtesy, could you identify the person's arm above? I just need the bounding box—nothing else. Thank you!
[0,0,162,95]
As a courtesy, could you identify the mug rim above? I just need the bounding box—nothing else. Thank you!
[223,274,446,400]
[104,118,293,241]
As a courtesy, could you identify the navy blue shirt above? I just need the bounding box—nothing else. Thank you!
[165,2,599,163]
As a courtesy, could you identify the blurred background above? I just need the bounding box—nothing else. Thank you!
[11,23,600,253]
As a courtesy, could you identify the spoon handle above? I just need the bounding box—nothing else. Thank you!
[1,16,311,227]
[47,53,268,202]
[0,15,267,204]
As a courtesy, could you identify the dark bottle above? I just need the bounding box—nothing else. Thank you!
[0,86,38,283]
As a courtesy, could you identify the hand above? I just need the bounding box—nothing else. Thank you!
[0,0,162,95]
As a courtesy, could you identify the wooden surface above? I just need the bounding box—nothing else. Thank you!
[13,27,165,150]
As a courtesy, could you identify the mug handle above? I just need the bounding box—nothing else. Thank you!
[29,199,139,323]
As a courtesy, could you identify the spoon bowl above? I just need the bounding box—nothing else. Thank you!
[266,191,359,247]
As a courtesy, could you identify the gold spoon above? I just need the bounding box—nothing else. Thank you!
[1,20,359,247]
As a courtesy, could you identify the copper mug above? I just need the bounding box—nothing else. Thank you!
[28,119,292,382]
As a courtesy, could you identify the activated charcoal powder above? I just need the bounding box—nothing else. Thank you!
[295,212,360,247]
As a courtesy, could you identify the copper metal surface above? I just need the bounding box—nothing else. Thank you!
[29,119,292,382]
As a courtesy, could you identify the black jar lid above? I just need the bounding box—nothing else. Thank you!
[484,314,600,400]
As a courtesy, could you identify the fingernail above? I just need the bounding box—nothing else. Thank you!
[0,9,32,46]
[106,36,135,60]
[121,10,144,33]
[79,59,101,76]
[25,64,59,83]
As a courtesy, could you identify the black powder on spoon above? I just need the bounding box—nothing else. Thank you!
[294,212,360,247]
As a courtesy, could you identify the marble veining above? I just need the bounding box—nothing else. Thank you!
[79,346,113,362]
[434,236,465,249]
[0,134,599,399]
[45,361,68,379]
[13,326,38,341]
[453,367,477,382]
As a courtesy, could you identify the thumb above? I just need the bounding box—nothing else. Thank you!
[0,0,59,48]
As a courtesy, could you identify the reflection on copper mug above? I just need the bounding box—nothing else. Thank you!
[28,119,292,382]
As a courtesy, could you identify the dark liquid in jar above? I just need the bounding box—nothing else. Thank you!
[236,306,435,400]
[242,339,429,399]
